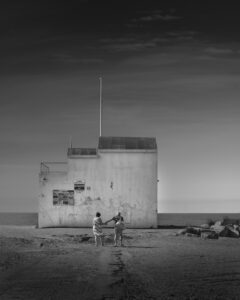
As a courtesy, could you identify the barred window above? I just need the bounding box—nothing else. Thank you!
[74,181,85,192]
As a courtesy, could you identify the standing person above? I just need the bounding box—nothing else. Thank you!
[105,212,122,246]
[92,212,105,247]
[115,216,125,247]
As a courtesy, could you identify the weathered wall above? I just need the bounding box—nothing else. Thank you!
[39,150,157,228]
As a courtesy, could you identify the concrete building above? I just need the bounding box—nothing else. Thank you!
[38,136,158,228]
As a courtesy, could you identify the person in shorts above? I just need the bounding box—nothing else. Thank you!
[105,212,123,246]
[114,216,125,247]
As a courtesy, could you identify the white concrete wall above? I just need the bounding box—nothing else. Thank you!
[39,150,157,228]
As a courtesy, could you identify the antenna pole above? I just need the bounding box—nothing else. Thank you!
[99,77,102,137]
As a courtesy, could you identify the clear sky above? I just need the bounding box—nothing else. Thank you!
[1,1,240,213]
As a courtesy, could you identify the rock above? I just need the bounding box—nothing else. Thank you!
[200,224,210,229]
[227,226,239,238]
[219,226,239,238]
[210,224,225,234]
[201,231,219,239]
[233,225,240,231]
[176,222,240,240]
[186,227,201,236]
[176,229,187,235]
[186,233,198,237]
[214,221,222,226]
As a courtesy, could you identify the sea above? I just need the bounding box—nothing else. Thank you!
[0,212,240,227]
[0,213,38,226]
[157,213,240,228]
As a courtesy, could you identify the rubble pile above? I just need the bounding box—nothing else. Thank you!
[177,219,240,239]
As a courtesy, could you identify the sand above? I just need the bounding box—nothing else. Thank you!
[1,226,240,299]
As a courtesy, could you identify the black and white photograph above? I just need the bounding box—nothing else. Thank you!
[1,1,240,299]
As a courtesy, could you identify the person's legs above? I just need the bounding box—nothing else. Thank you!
[100,234,104,246]
[114,227,118,246]
[115,232,121,247]
[120,232,124,246]
[94,235,98,246]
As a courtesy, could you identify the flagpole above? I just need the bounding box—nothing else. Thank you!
[99,77,102,137]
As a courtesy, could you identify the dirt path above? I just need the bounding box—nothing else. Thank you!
[0,242,156,300]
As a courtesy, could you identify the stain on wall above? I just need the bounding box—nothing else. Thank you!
[39,150,157,228]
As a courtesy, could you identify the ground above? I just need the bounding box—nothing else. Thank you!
[1,226,240,299]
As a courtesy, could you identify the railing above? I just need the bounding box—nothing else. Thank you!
[67,148,97,156]
[40,161,68,176]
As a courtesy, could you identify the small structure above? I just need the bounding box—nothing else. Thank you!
[39,136,158,228]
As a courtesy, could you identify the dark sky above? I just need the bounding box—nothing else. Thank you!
[1,1,240,212]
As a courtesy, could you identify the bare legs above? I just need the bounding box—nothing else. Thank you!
[114,230,124,247]
[94,234,104,246]
[120,233,124,247]
[114,228,118,247]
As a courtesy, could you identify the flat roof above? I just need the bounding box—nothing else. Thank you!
[98,137,157,150]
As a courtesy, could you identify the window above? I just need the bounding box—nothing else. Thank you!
[53,190,74,205]
[74,181,85,192]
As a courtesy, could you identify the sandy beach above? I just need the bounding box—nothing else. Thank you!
[1,226,240,299]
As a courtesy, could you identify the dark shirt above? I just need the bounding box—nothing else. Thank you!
[112,215,121,223]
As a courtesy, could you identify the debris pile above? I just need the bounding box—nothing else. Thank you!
[177,219,240,239]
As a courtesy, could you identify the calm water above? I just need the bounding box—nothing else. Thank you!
[158,213,240,227]
[0,213,38,226]
[0,212,240,227]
